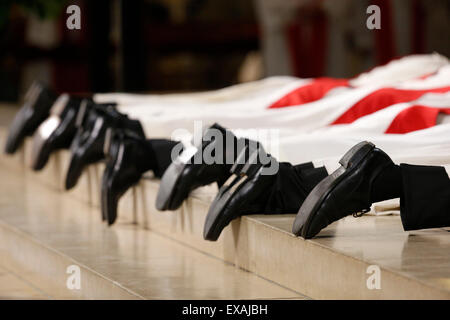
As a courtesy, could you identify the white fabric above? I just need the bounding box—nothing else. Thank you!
[95,76,307,107]
[348,52,448,87]
[117,64,450,139]
[96,59,450,170]
[93,54,450,217]
[308,92,450,135]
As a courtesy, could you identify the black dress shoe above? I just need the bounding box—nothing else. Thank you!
[156,123,238,211]
[292,141,395,239]
[5,82,57,154]
[30,94,87,171]
[101,130,160,225]
[203,142,279,241]
[65,103,144,190]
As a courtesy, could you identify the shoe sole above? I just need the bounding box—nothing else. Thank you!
[292,141,375,239]
[156,139,216,211]
[5,84,52,154]
[102,182,120,225]
[101,140,142,225]
[5,107,32,154]
[101,161,122,225]
[157,136,254,211]
[101,166,111,222]
[155,141,205,211]
[30,107,77,170]
[203,174,247,241]
[66,136,105,190]
[155,160,189,211]
[65,152,85,190]
[204,146,262,241]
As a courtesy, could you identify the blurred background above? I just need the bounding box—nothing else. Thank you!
[0,0,449,101]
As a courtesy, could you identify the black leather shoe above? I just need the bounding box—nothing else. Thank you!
[5,82,57,154]
[101,130,158,225]
[65,103,144,190]
[156,123,238,211]
[30,94,87,171]
[203,142,279,241]
[292,141,395,239]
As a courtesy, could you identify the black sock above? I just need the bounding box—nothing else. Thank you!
[295,164,328,192]
[371,164,403,203]
[146,139,181,177]
[263,163,328,214]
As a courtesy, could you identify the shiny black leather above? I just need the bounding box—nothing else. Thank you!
[30,94,87,171]
[5,82,57,154]
[293,141,394,239]
[203,143,278,241]
[101,130,156,225]
[65,103,144,190]
[156,123,236,211]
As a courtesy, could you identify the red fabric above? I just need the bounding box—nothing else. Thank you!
[268,77,349,109]
[417,72,436,80]
[385,105,450,134]
[331,86,450,124]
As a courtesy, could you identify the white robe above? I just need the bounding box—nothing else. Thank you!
[96,54,450,215]
[105,64,450,147]
[92,55,450,167]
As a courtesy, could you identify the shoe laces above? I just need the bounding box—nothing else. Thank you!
[353,207,370,218]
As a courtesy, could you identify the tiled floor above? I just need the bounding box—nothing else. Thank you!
[0,264,49,300]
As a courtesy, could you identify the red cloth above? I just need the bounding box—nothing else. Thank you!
[385,105,450,134]
[331,86,450,124]
[268,77,349,109]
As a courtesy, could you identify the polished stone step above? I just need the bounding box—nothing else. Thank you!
[0,252,55,299]
[123,178,450,299]
[0,164,306,299]
[0,129,449,299]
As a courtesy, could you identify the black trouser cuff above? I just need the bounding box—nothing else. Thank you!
[400,164,450,231]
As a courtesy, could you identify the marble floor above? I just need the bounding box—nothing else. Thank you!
[0,165,307,299]
[0,263,49,300]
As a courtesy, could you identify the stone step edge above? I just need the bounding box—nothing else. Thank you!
[0,219,144,300]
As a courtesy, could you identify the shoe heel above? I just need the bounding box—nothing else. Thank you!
[339,141,375,169]
[103,128,113,157]
[230,140,248,175]
[75,100,89,128]
[240,148,259,174]
[230,139,264,177]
